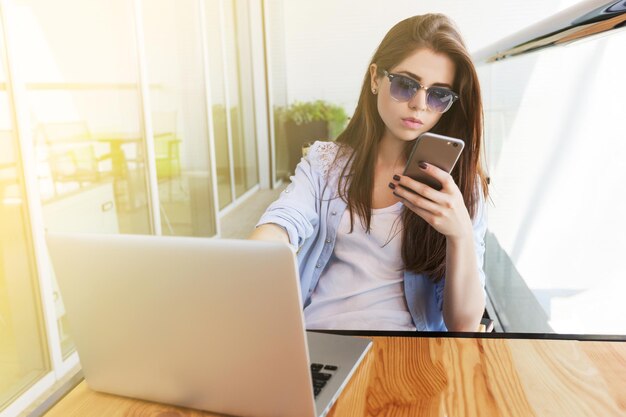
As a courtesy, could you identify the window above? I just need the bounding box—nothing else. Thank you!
[141,0,218,236]
[479,27,626,334]
[0,14,50,411]
[0,0,271,414]
[223,0,259,198]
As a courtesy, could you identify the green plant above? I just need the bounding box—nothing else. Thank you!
[277,100,348,139]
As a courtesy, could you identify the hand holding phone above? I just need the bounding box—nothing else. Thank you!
[402,132,464,191]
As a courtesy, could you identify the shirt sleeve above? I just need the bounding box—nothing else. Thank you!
[255,142,327,251]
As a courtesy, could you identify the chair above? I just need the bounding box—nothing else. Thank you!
[152,112,182,200]
[39,122,112,196]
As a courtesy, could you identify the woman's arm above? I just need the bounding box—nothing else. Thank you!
[443,234,485,331]
[250,141,338,251]
[249,223,290,244]
[390,162,485,331]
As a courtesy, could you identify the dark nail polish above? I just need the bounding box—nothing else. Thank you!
[392,191,400,197]
[388,182,396,190]
[393,175,400,181]
[418,162,428,169]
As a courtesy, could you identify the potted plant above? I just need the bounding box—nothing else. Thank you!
[276,100,348,175]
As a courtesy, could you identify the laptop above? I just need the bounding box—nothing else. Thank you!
[46,233,372,417]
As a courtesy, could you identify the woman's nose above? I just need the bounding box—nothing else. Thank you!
[409,88,428,111]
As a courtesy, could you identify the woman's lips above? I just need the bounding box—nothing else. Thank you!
[401,118,423,129]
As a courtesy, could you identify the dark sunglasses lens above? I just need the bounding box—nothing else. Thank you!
[427,88,455,113]
[389,76,416,101]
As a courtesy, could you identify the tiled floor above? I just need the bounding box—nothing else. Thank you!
[219,183,287,239]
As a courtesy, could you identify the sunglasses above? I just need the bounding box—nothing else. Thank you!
[382,70,459,113]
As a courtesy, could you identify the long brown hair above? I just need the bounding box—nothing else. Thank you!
[333,13,488,281]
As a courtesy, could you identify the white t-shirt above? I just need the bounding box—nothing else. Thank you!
[303,201,416,331]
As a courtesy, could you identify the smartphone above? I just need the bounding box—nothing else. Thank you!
[402,132,465,191]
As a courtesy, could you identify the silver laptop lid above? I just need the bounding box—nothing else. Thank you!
[47,233,317,417]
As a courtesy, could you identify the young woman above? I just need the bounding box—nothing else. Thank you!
[250,14,488,332]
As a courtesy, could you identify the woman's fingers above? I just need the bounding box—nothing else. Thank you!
[393,192,436,224]
[391,184,441,217]
[391,175,444,204]
[415,162,454,190]
[390,163,470,238]
[393,163,453,196]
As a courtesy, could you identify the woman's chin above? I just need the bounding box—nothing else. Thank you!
[396,131,424,142]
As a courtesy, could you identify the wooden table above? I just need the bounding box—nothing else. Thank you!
[44,336,626,417]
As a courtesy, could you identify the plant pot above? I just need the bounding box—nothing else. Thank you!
[284,120,329,175]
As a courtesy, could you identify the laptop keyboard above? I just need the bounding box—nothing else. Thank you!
[311,363,338,398]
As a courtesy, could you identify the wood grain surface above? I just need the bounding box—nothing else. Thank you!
[44,337,626,417]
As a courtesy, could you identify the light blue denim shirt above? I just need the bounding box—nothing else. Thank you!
[256,141,487,331]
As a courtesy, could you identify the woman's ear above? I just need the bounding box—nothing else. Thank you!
[369,64,380,93]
